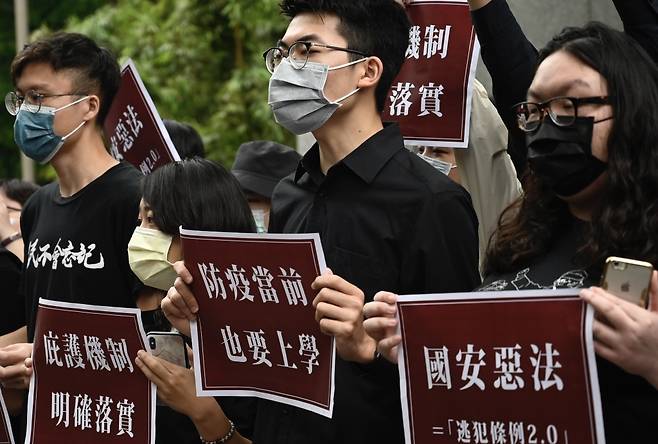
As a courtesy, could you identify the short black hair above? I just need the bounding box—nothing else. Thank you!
[280,0,411,112]
[143,158,256,236]
[0,179,39,206]
[163,120,206,159]
[11,32,121,126]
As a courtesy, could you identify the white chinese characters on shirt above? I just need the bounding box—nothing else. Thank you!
[27,238,105,271]
[424,343,564,392]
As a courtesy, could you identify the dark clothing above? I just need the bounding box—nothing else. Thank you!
[613,0,658,63]
[481,218,658,443]
[471,0,658,176]
[253,123,481,444]
[0,245,23,336]
[20,162,143,341]
[471,0,536,175]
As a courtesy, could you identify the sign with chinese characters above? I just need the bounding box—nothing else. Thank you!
[104,59,180,174]
[181,229,335,418]
[26,299,156,444]
[397,290,605,444]
[0,389,14,444]
[383,0,480,148]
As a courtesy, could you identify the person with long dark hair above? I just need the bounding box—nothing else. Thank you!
[363,22,658,442]
[129,158,255,444]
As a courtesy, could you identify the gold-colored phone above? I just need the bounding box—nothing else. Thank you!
[601,256,653,308]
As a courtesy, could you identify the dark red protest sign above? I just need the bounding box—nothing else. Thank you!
[397,290,604,444]
[383,0,480,147]
[26,299,155,444]
[0,389,13,444]
[181,229,335,417]
[104,59,180,174]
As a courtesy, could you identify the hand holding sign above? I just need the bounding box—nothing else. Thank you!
[312,269,376,364]
[581,271,658,388]
[0,343,33,389]
[363,291,401,364]
[161,261,199,338]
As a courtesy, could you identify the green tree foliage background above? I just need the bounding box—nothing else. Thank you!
[1,0,295,182]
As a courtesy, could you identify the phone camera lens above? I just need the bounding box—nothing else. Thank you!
[149,337,156,350]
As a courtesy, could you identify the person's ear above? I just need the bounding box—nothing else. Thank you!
[357,56,384,90]
[82,94,100,122]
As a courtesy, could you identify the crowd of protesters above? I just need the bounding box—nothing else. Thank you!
[1,0,658,443]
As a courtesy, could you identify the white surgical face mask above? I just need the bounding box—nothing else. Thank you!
[418,153,456,176]
[267,57,366,135]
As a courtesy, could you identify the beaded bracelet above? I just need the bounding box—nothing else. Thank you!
[200,419,235,444]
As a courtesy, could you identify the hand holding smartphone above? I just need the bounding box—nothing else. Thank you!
[146,331,189,368]
[601,256,654,308]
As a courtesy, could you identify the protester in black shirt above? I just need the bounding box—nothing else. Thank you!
[365,23,658,443]
[0,33,144,393]
[162,1,480,443]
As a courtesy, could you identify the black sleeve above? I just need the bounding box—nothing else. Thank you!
[471,0,537,175]
[0,251,24,336]
[613,0,658,63]
[400,189,481,294]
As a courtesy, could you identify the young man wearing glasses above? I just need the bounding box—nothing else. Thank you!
[0,33,143,398]
[164,1,480,443]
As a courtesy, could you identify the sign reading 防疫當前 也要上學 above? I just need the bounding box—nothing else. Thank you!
[383,0,480,148]
[104,59,180,175]
[397,290,605,444]
[25,299,155,444]
[181,229,335,418]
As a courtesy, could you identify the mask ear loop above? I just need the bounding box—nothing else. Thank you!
[53,95,90,113]
[55,96,91,140]
[328,57,368,71]
[328,58,369,106]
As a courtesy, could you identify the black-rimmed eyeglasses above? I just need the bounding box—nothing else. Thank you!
[4,90,83,116]
[263,41,367,74]
[514,96,611,132]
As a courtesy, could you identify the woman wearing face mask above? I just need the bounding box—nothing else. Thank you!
[128,158,256,444]
[364,23,658,442]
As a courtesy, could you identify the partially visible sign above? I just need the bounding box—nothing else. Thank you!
[104,59,180,174]
[181,229,335,418]
[397,290,605,444]
[26,299,156,444]
[0,389,14,444]
[383,0,480,148]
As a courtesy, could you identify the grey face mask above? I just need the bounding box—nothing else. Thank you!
[418,153,455,176]
[268,57,366,135]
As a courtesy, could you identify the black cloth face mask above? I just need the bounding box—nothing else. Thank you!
[526,116,608,197]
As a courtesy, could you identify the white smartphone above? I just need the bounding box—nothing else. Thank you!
[601,256,653,308]
[146,331,189,368]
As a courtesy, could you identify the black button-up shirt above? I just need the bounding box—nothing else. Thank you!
[253,123,481,444]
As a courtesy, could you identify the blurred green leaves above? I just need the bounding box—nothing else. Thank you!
[1,0,294,180]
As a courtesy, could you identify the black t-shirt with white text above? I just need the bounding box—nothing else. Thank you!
[21,162,143,340]
[481,218,658,443]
